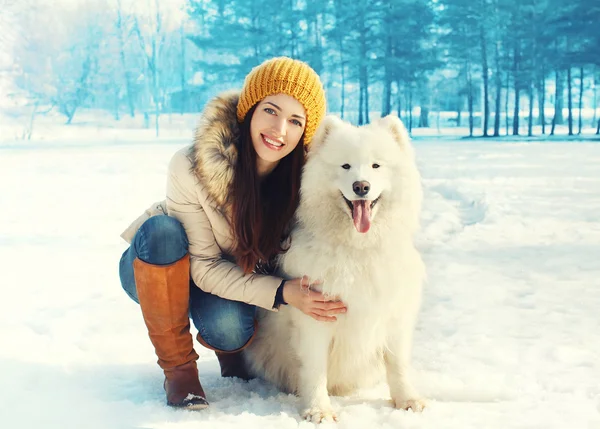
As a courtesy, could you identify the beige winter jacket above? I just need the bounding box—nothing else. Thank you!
[120,91,283,311]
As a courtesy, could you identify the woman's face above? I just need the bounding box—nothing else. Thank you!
[250,93,306,177]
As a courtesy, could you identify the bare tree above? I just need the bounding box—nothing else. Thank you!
[567,65,573,135]
[178,20,186,115]
[133,0,166,136]
[115,0,136,118]
[593,67,598,131]
[479,0,490,137]
[578,67,584,134]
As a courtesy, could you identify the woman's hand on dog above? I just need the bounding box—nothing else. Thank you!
[282,277,347,322]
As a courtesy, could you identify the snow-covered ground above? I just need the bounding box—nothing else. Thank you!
[1,134,599,429]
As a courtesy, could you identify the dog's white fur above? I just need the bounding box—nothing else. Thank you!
[244,115,426,422]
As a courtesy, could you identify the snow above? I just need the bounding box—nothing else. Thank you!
[1,131,599,429]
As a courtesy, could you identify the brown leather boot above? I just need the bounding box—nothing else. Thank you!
[195,322,257,381]
[215,351,254,381]
[133,254,209,410]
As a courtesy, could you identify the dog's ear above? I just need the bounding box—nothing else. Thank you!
[377,115,410,149]
[307,115,343,154]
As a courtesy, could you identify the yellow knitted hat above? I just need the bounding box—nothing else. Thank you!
[237,56,326,147]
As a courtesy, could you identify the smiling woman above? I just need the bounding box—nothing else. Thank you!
[233,93,307,272]
[116,57,345,411]
[250,95,307,177]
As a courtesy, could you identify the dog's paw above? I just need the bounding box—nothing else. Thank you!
[302,406,338,423]
[393,397,427,412]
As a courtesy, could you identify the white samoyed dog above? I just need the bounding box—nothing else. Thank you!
[244,114,426,422]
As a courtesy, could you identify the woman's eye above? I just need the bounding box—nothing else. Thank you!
[291,119,303,127]
[264,108,276,115]
[372,163,380,169]
[342,164,351,170]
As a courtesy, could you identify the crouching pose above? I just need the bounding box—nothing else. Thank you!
[118,57,345,409]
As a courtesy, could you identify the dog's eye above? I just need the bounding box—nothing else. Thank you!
[372,163,380,169]
[342,164,351,170]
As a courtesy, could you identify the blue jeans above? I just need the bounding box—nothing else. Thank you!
[119,215,257,352]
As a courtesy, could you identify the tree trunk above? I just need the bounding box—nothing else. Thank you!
[551,68,561,135]
[133,4,163,136]
[312,13,324,75]
[578,67,584,134]
[358,69,368,125]
[513,89,520,135]
[396,80,402,120]
[117,0,135,118]
[23,102,39,140]
[567,67,573,136]
[333,0,345,119]
[65,106,76,125]
[555,70,564,125]
[358,74,364,125]
[62,54,91,125]
[381,37,393,117]
[358,17,368,125]
[155,99,160,137]
[152,48,160,137]
[493,41,502,137]
[592,68,597,128]
[364,69,370,124]
[418,78,430,127]
[512,44,520,136]
[114,89,120,121]
[382,79,392,117]
[480,21,490,137]
[529,5,536,137]
[528,82,534,137]
[537,77,546,134]
[467,64,474,137]
[419,106,429,127]
[408,87,414,132]
[339,54,345,119]
[154,0,162,137]
[180,23,186,115]
[505,72,510,135]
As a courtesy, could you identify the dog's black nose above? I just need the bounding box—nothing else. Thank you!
[353,181,370,197]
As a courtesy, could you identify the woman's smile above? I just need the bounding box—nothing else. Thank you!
[261,134,285,151]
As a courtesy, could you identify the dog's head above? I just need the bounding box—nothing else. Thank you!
[298,115,422,240]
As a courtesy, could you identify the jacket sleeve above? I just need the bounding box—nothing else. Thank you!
[165,150,282,311]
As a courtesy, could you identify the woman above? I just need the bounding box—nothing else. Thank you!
[118,57,347,410]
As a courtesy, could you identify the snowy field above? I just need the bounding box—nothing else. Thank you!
[1,134,600,429]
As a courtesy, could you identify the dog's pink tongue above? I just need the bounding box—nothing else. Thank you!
[352,200,372,233]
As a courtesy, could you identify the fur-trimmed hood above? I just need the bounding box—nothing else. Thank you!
[189,90,241,211]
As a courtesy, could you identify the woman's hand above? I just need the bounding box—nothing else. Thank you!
[282,276,347,322]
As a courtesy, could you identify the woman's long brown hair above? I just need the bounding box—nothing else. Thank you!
[231,104,305,273]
